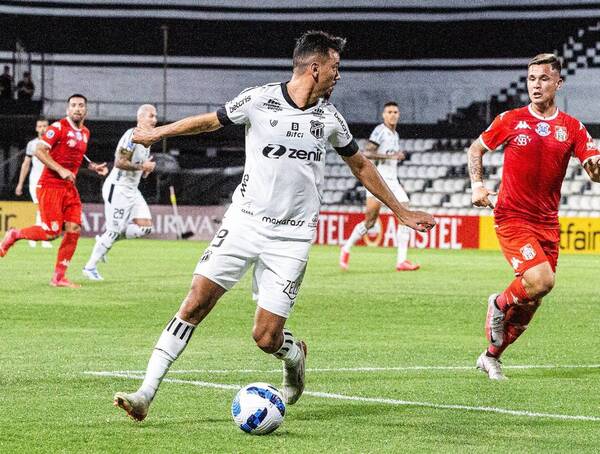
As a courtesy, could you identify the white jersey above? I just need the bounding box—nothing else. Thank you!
[26,138,44,187]
[106,128,151,190]
[369,123,401,179]
[218,82,357,240]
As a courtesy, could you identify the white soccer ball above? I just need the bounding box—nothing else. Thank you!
[231,382,286,435]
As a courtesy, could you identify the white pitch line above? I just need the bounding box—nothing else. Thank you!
[106,363,600,375]
[84,371,600,422]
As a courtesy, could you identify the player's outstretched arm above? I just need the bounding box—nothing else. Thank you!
[132,112,222,147]
[467,139,496,208]
[583,155,600,183]
[15,156,32,195]
[35,142,75,183]
[343,152,435,232]
[362,141,404,161]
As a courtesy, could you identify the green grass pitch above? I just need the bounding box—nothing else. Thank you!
[1,238,599,453]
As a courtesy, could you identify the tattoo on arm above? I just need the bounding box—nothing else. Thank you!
[468,149,484,182]
[115,148,142,171]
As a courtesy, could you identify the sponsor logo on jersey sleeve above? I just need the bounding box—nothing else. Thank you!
[535,122,551,137]
[228,95,251,114]
[554,125,568,142]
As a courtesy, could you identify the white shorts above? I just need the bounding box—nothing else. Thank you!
[194,212,311,319]
[365,177,409,204]
[29,184,38,204]
[102,180,151,233]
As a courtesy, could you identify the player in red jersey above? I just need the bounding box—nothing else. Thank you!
[0,94,108,288]
[468,54,600,379]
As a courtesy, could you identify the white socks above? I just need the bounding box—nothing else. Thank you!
[343,221,380,252]
[396,225,410,264]
[273,329,301,367]
[138,316,197,401]
[85,230,119,269]
[126,224,152,239]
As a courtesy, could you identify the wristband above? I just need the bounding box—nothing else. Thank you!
[471,181,484,189]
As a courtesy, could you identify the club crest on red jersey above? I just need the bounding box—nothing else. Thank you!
[520,243,536,260]
[554,126,568,142]
[535,122,551,137]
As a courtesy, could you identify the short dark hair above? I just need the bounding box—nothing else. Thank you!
[68,93,87,104]
[292,30,346,71]
[383,101,399,109]
[528,53,562,74]
[23,71,30,77]
[36,116,48,123]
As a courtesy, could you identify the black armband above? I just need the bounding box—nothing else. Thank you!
[216,106,233,126]
[334,139,359,157]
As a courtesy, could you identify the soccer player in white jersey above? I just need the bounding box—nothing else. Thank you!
[113,31,435,422]
[82,105,157,281]
[340,102,419,271]
[15,117,53,249]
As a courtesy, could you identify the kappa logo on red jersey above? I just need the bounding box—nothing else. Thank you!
[520,243,536,260]
[554,126,568,142]
[514,134,531,146]
[514,121,531,130]
[67,139,77,148]
[535,122,551,137]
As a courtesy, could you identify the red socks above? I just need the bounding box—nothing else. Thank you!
[495,277,532,312]
[17,226,52,242]
[54,231,80,277]
[488,303,539,358]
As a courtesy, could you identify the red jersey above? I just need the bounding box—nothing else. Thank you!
[38,117,90,188]
[480,105,599,228]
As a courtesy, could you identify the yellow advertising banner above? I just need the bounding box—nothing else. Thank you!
[478,215,600,254]
[0,201,37,235]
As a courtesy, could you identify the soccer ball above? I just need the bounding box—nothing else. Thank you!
[231,382,286,435]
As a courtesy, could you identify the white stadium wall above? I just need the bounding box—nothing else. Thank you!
[36,59,523,123]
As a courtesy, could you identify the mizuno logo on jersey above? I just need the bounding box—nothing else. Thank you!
[262,144,323,161]
[514,121,531,130]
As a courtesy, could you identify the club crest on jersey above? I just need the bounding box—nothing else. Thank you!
[520,243,536,260]
[514,134,531,146]
[270,119,278,127]
[554,126,568,142]
[310,120,325,139]
[46,130,55,139]
[535,122,551,137]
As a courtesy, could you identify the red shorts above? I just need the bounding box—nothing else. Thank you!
[495,221,559,275]
[37,184,82,234]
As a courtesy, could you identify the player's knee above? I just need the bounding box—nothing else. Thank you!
[530,273,555,297]
[252,326,281,354]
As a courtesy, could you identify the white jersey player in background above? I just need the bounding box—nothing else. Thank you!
[113,31,435,422]
[340,102,420,271]
[82,104,157,281]
[15,117,52,248]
